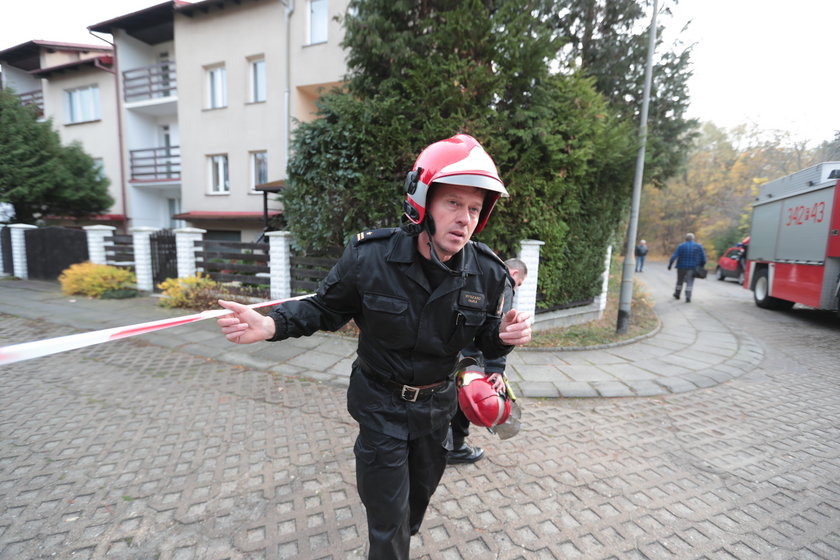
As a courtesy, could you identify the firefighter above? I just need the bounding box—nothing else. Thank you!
[215,134,532,559]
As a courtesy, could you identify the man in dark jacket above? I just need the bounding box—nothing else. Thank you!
[215,134,532,559]
[668,232,707,303]
[634,239,649,272]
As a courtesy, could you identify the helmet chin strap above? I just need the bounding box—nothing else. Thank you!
[423,217,463,276]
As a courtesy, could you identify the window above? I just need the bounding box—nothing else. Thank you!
[206,65,227,109]
[250,151,268,191]
[65,85,100,123]
[308,0,328,44]
[249,57,266,103]
[92,158,106,181]
[208,154,229,193]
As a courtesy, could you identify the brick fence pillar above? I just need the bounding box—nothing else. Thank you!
[266,231,293,300]
[174,228,206,278]
[131,227,158,292]
[598,245,613,314]
[9,224,37,279]
[84,225,117,265]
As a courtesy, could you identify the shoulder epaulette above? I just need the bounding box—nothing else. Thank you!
[471,240,506,268]
[352,228,397,246]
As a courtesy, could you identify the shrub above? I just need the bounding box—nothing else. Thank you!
[59,262,137,298]
[157,273,221,310]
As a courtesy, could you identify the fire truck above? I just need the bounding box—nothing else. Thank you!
[745,161,840,313]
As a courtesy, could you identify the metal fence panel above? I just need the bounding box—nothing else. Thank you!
[1,227,12,275]
[24,227,89,280]
[151,230,177,289]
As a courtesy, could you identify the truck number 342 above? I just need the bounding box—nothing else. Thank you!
[786,201,826,226]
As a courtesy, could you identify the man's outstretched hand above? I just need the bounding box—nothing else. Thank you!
[499,308,531,346]
[216,299,276,344]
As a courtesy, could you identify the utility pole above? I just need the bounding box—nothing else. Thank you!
[617,0,659,334]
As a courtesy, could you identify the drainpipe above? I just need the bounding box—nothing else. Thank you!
[284,0,294,170]
[90,30,129,231]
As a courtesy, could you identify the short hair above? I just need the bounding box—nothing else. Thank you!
[504,257,528,277]
[685,233,695,241]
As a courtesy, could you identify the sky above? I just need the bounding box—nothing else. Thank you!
[1,0,838,147]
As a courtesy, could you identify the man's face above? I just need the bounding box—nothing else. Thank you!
[510,268,525,290]
[425,183,485,261]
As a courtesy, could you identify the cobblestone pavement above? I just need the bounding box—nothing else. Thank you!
[1,273,840,559]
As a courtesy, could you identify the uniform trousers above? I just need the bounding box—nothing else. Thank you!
[354,422,449,560]
[449,407,471,449]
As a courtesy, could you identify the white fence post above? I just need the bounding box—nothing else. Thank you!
[84,225,117,265]
[131,227,158,292]
[598,245,613,315]
[9,224,38,279]
[516,239,544,325]
[266,231,293,299]
[174,227,206,278]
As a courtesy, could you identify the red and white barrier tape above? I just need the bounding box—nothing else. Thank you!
[0,294,313,366]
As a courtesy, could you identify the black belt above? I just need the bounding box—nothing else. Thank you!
[362,368,449,402]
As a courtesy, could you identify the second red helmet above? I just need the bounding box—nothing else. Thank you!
[458,371,512,428]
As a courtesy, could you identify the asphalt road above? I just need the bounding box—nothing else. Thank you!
[1,263,839,559]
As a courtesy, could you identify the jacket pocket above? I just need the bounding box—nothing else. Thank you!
[442,308,487,353]
[362,292,412,349]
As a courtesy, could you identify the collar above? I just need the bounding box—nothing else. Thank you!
[385,229,481,276]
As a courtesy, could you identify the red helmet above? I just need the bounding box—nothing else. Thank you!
[403,134,508,233]
[458,371,511,428]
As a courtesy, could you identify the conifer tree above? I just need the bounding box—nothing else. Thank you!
[285,1,640,304]
[555,0,698,186]
[0,89,113,223]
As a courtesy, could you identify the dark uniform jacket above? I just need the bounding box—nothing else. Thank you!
[460,280,515,375]
[267,227,513,440]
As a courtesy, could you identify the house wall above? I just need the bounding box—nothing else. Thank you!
[175,0,287,238]
[1,66,40,95]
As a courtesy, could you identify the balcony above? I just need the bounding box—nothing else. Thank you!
[130,146,180,183]
[18,89,44,116]
[123,61,177,104]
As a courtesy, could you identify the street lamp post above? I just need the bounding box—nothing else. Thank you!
[617,0,659,334]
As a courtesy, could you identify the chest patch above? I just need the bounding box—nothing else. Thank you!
[459,290,485,309]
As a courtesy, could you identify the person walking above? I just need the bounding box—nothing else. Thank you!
[215,134,532,559]
[447,257,528,464]
[668,232,707,303]
[634,239,648,272]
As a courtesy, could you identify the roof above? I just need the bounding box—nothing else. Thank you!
[175,0,264,17]
[254,179,286,193]
[30,55,114,78]
[89,1,177,45]
[0,40,111,72]
[173,211,280,221]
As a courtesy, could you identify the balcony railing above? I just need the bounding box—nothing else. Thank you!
[130,146,180,182]
[123,61,177,103]
[18,89,44,116]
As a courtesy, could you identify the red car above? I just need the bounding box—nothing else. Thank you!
[716,240,748,284]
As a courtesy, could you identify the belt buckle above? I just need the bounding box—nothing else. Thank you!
[400,385,419,402]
